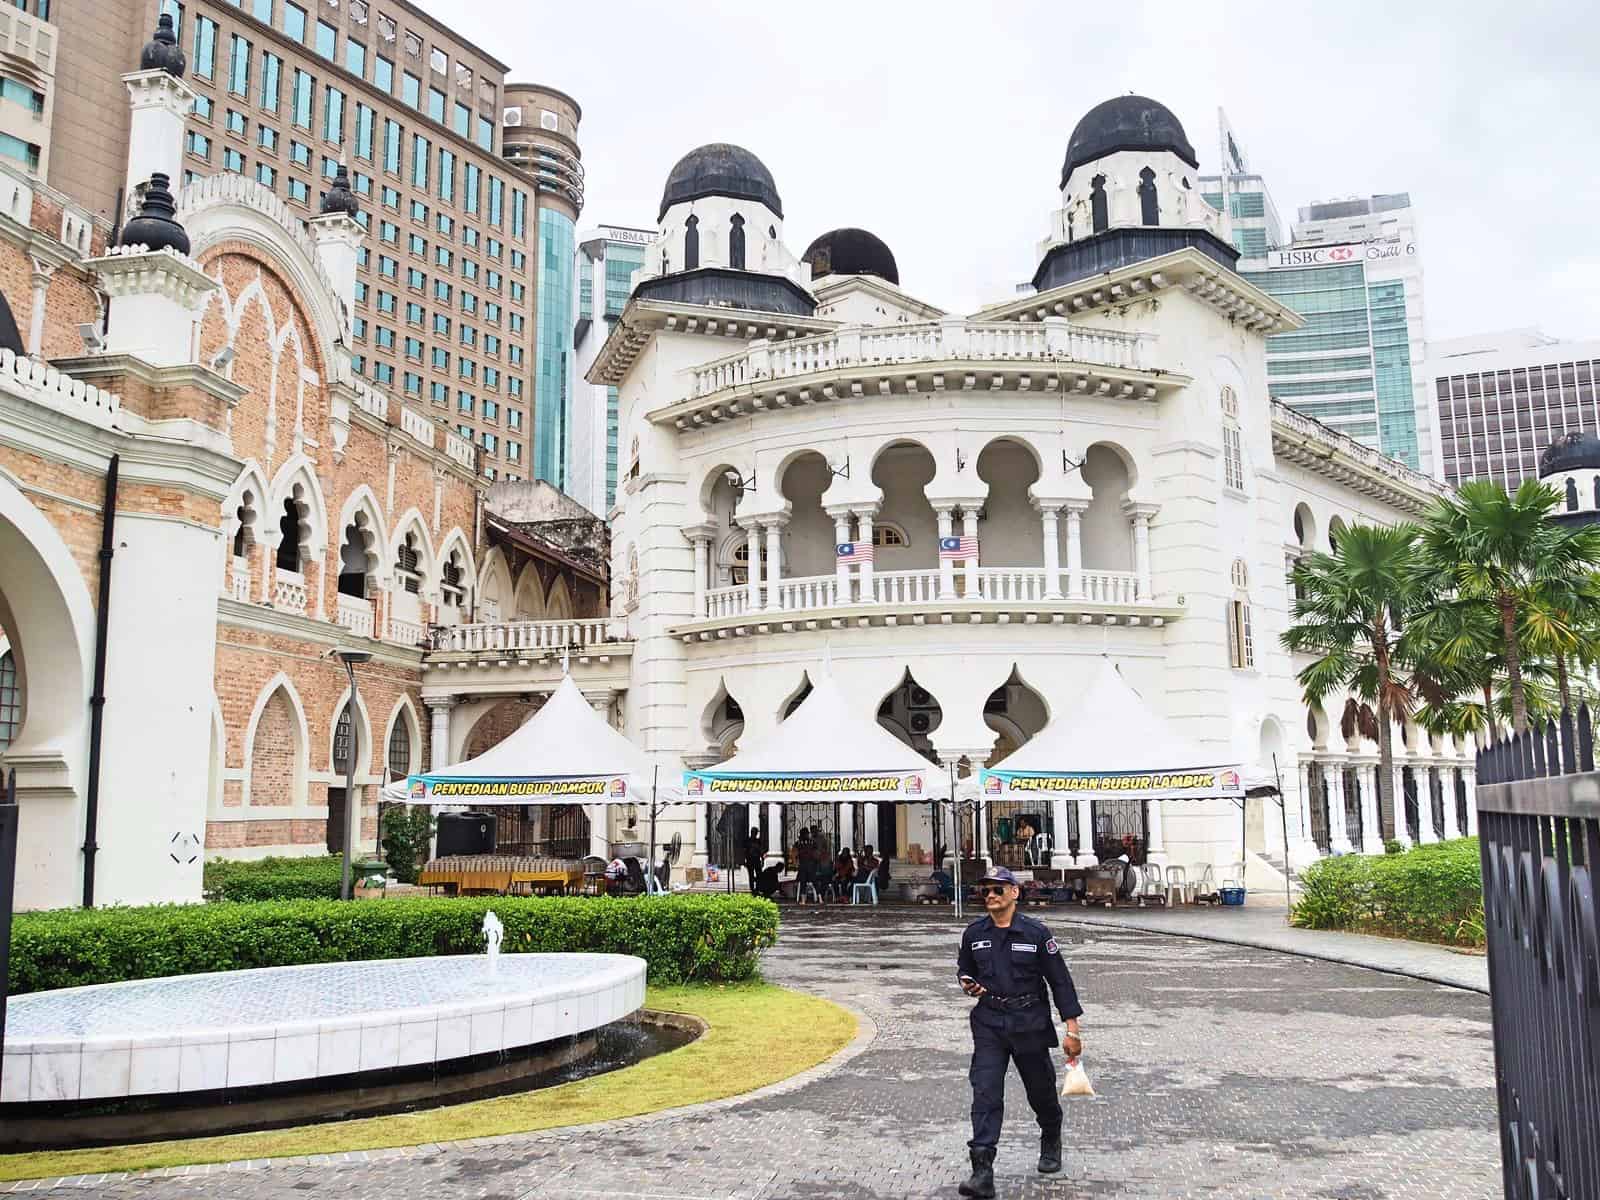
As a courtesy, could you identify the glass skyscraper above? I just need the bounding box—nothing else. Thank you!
[534,206,576,487]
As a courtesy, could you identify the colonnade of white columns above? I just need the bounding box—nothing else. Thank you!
[1300,755,1478,856]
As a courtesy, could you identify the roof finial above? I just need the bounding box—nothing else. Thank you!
[140,12,188,78]
[116,173,190,255]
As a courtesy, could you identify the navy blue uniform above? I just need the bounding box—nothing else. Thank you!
[957,913,1083,1151]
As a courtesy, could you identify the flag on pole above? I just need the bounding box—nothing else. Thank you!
[836,541,874,563]
[939,535,979,562]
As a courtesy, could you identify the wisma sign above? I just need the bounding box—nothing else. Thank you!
[1265,239,1416,269]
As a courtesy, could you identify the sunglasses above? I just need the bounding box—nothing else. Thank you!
[978,884,1010,897]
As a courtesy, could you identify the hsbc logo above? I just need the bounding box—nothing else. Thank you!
[1328,246,1355,261]
[1267,239,1415,270]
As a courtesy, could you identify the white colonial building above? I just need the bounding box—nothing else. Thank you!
[588,101,1479,880]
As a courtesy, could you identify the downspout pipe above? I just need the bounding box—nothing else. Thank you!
[82,453,119,908]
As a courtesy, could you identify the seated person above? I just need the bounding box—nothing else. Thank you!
[858,846,880,882]
[604,857,628,891]
[833,850,856,898]
[753,861,783,899]
[931,866,953,901]
[874,853,892,889]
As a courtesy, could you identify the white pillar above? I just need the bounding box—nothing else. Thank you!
[863,803,880,853]
[1050,797,1072,868]
[1145,798,1166,866]
[1297,760,1315,847]
[1038,503,1061,599]
[975,798,990,862]
[763,519,784,611]
[937,506,956,599]
[744,521,762,614]
[1125,503,1156,601]
[123,65,197,207]
[1463,767,1479,836]
[692,535,710,618]
[1392,763,1412,848]
[832,510,851,601]
[425,698,455,771]
[1075,796,1095,865]
[1439,765,1461,839]
[1327,763,1352,853]
[27,260,53,358]
[1418,767,1440,843]
[838,802,855,849]
[1064,503,1085,599]
[961,508,979,598]
[767,802,784,864]
[1358,764,1383,855]
[855,508,876,600]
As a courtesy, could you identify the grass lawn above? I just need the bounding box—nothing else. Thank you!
[0,982,854,1182]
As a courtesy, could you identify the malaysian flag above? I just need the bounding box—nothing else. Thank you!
[836,541,874,563]
[939,535,979,562]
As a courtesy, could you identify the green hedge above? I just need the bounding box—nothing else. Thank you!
[202,855,345,903]
[8,895,778,994]
[1292,838,1483,946]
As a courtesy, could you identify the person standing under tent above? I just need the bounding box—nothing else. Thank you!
[956,866,1083,1197]
[744,823,765,894]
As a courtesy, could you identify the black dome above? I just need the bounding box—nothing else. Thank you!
[320,163,360,217]
[1540,431,1600,476]
[140,13,187,78]
[658,143,782,222]
[1061,95,1197,188]
[802,228,899,285]
[117,173,190,256]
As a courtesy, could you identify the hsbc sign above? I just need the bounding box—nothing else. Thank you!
[1265,240,1417,269]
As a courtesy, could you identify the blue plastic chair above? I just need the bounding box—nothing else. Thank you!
[851,876,878,905]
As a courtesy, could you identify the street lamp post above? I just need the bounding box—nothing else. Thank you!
[337,648,373,901]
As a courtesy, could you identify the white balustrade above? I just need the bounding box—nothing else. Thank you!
[272,567,308,614]
[705,585,750,620]
[1080,569,1140,605]
[399,404,435,449]
[975,568,1051,603]
[432,619,616,653]
[683,318,1149,400]
[228,556,251,601]
[336,594,375,638]
[871,569,942,605]
[387,616,427,645]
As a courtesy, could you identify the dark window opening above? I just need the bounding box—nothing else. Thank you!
[276,497,302,571]
[387,717,411,778]
[338,521,369,598]
[333,702,355,775]
[1567,478,1579,512]
[0,650,20,750]
[684,214,699,271]
[1090,174,1108,234]
[1138,167,1159,226]
[729,213,745,270]
[396,534,421,593]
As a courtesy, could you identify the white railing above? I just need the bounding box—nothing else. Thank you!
[387,615,427,645]
[685,317,1149,400]
[336,594,375,638]
[351,379,389,421]
[444,429,476,469]
[0,348,121,430]
[273,567,308,614]
[432,619,617,653]
[695,567,1147,619]
[1271,400,1452,499]
[228,556,251,601]
[399,404,435,449]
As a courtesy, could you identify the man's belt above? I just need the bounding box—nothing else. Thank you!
[981,993,1042,1011]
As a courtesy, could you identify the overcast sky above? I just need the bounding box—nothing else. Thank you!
[445,0,1600,343]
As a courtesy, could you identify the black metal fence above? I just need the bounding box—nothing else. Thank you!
[1476,706,1600,1200]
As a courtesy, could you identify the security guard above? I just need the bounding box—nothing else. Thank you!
[956,866,1083,1198]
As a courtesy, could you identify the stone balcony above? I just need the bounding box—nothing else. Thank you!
[676,566,1182,642]
[421,618,634,699]
[651,316,1184,430]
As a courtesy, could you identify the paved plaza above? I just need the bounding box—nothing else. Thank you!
[12,908,1500,1198]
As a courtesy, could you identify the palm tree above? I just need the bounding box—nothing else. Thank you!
[1418,480,1600,734]
[1521,573,1600,713]
[1284,523,1435,843]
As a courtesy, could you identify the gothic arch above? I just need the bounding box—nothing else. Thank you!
[326,681,375,779]
[545,574,575,621]
[268,454,329,562]
[513,562,546,618]
[241,672,310,807]
[381,694,423,781]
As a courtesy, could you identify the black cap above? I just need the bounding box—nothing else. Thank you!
[117,173,190,256]
[320,163,360,217]
[977,866,1020,886]
[140,13,187,78]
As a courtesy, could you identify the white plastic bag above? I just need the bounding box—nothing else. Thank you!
[1060,1060,1095,1097]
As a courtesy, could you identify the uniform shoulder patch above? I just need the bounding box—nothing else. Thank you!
[1045,937,1059,954]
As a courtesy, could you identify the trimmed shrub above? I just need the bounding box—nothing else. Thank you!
[202,856,344,903]
[1292,838,1482,947]
[380,805,434,885]
[8,894,777,994]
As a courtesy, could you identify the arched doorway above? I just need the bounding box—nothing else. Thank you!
[870,670,944,862]
[981,669,1056,865]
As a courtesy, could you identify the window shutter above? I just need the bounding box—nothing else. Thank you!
[1226,600,1239,668]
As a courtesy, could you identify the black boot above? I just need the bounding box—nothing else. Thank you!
[1038,1129,1063,1174]
[959,1146,997,1198]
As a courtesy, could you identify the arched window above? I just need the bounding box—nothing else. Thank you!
[0,650,20,750]
[338,518,372,598]
[871,523,908,548]
[440,549,465,607]
[1138,166,1159,226]
[1090,174,1108,234]
[1567,478,1580,511]
[387,714,411,778]
[333,702,355,775]
[276,496,303,571]
[233,490,257,558]
[1220,387,1244,491]
[729,213,745,270]
[1226,558,1253,670]
[684,214,699,271]
[395,531,422,593]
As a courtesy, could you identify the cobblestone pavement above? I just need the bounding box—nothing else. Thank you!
[13,908,1500,1199]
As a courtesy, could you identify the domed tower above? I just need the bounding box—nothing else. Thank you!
[1032,95,1235,293]
[1540,432,1600,528]
[633,143,814,317]
[802,227,899,285]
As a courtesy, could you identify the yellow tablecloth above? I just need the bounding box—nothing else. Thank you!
[419,855,584,895]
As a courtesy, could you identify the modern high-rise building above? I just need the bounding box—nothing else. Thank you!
[0,2,56,181]
[1425,330,1600,490]
[570,224,650,516]
[42,0,582,482]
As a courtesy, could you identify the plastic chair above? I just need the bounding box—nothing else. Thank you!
[796,879,821,903]
[1137,864,1167,907]
[1026,832,1051,867]
[1191,863,1217,905]
[851,876,879,905]
[1164,865,1190,906]
[642,862,666,895]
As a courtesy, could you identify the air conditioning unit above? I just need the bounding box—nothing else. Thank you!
[540,109,559,131]
[501,107,523,127]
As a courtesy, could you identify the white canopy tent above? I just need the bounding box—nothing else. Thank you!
[388,674,679,808]
[980,659,1281,868]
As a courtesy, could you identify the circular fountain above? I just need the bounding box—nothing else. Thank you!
[0,948,648,1146]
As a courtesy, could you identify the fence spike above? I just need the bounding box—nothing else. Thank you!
[1529,728,1545,778]
[1561,706,1578,775]
[1544,719,1560,778]
[1519,730,1535,781]
[1579,703,1595,773]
